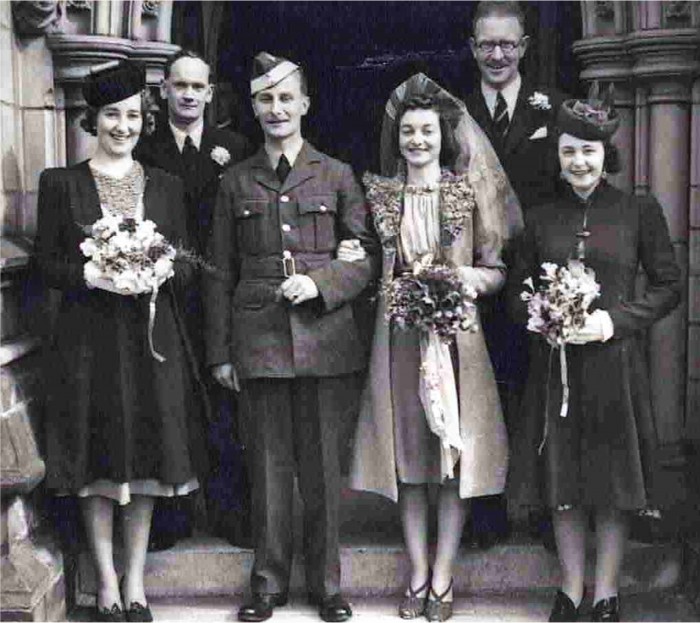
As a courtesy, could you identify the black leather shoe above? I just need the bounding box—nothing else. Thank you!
[549,590,581,622]
[238,593,288,622]
[96,603,126,622]
[592,596,620,622]
[125,601,153,622]
[309,594,353,622]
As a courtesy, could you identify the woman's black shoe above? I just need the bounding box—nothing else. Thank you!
[548,590,581,622]
[96,603,126,622]
[125,601,153,622]
[592,596,620,622]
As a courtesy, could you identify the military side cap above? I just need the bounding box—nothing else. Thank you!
[250,52,300,96]
[83,60,146,108]
[557,81,620,141]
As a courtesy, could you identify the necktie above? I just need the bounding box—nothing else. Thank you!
[493,91,510,138]
[182,135,198,175]
[276,154,291,183]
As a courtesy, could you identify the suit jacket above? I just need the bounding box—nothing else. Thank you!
[136,121,253,254]
[205,142,379,379]
[465,81,566,211]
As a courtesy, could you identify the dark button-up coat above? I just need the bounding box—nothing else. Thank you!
[507,182,681,510]
[33,162,208,490]
[205,142,378,379]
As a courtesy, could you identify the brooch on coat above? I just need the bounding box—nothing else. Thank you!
[210,146,231,166]
[363,171,475,248]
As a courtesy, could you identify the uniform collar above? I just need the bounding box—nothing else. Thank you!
[264,135,305,169]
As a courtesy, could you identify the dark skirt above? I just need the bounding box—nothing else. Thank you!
[508,334,661,511]
[43,284,207,491]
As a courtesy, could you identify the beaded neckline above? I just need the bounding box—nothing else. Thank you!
[89,161,145,218]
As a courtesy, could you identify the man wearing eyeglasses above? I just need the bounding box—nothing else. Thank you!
[465,0,566,551]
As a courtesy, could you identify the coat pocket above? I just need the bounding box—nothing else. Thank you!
[234,200,268,254]
[298,195,338,251]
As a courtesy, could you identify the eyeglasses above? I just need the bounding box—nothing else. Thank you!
[475,39,523,55]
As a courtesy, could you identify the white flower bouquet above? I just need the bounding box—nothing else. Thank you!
[521,259,601,347]
[80,214,176,294]
[521,259,601,419]
[80,214,177,361]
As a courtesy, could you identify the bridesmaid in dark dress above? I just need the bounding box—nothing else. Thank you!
[508,86,681,622]
[34,61,206,621]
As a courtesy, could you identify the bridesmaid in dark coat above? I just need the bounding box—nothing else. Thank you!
[508,87,681,622]
[34,61,206,621]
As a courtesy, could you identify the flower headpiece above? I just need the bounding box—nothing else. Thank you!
[557,81,620,141]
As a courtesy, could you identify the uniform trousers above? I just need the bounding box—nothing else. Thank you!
[239,376,347,598]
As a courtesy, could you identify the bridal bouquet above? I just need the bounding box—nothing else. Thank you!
[80,214,177,361]
[521,259,601,419]
[80,215,176,294]
[384,260,478,343]
[521,259,601,347]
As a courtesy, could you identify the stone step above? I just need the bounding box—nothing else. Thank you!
[69,590,699,622]
[74,534,683,605]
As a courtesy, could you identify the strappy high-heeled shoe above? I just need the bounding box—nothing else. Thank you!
[398,574,431,619]
[424,578,454,622]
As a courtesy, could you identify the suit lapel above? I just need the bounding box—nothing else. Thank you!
[503,84,535,154]
[251,148,281,193]
[468,91,499,148]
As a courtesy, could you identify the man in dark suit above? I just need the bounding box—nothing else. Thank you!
[206,52,377,622]
[136,50,254,550]
[464,0,565,549]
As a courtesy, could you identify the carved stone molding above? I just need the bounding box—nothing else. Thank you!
[572,35,633,82]
[66,0,91,10]
[142,0,160,17]
[627,29,700,81]
[11,0,63,36]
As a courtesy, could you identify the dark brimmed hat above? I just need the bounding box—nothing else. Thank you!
[557,81,620,141]
[250,52,300,96]
[83,60,146,108]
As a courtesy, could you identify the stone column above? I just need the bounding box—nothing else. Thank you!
[573,4,700,463]
[628,28,699,456]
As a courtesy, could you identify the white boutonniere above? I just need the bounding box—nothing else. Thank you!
[211,146,231,166]
[529,91,551,110]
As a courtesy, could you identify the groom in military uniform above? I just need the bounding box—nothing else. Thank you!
[205,52,377,622]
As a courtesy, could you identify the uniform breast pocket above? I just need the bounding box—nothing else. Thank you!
[298,196,338,251]
[234,200,268,254]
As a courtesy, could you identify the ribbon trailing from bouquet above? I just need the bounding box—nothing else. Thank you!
[559,344,569,418]
[148,284,166,363]
[418,331,463,479]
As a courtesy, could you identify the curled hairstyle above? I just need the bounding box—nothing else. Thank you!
[80,89,156,137]
[391,94,460,170]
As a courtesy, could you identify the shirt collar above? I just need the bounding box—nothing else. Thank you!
[169,119,204,152]
[264,136,305,169]
[481,73,522,120]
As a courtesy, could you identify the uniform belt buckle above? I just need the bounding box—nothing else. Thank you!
[282,251,296,277]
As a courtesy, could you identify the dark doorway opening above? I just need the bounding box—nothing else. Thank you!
[174,1,581,174]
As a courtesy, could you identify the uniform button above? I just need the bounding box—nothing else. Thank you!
[280,195,290,203]
[243,210,251,217]
[281,223,291,232]
[319,204,328,212]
